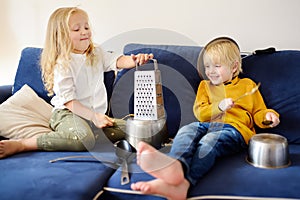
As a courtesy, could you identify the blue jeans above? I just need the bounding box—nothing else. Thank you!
[169,122,247,185]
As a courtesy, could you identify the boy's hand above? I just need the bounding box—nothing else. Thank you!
[264,112,280,128]
[131,53,154,65]
[218,98,234,112]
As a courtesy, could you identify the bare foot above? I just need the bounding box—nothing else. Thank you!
[136,141,184,185]
[0,138,37,159]
[0,140,25,158]
[131,178,190,200]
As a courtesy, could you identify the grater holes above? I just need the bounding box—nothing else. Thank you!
[134,68,164,120]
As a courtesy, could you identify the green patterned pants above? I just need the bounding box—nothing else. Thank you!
[37,109,125,151]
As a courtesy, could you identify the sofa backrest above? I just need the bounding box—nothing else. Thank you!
[13,48,51,102]
[12,47,115,113]
[113,43,300,144]
[241,50,300,144]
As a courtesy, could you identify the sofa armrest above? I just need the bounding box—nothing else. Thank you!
[0,85,13,104]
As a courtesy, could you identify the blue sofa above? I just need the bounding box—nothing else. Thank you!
[1,43,300,200]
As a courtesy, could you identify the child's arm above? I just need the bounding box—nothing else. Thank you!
[116,53,154,69]
[194,81,225,121]
[65,100,114,128]
[251,89,280,128]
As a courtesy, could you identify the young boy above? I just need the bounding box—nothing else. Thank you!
[131,37,280,200]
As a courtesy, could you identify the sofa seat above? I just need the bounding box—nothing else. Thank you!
[101,144,300,199]
[0,151,115,200]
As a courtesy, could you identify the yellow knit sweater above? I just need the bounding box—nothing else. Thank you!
[193,77,279,144]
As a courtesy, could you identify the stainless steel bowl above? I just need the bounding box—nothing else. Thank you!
[246,133,291,169]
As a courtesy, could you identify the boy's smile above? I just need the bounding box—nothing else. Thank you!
[205,63,235,85]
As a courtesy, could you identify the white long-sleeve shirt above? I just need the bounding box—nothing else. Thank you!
[51,46,121,114]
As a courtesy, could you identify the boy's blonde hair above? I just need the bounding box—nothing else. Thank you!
[41,7,97,96]
[203,38,242,77]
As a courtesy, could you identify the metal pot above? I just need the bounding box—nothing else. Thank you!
[246,133,291,169]
[125,117,168,149]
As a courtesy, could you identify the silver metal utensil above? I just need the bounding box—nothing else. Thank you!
[115,140,136,185]
[134,59,165,120]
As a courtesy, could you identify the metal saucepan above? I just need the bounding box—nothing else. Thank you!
[114,140,136,185]
[246,133,291,169]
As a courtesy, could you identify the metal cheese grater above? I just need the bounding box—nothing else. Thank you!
[134,59,165,120]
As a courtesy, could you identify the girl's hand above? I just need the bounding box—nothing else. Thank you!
[131,53,154,65]
[218,98,234,112]
[264,112,280,128]
[91,113,114,128]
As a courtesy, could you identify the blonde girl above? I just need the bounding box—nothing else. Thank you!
[0,7,153,158]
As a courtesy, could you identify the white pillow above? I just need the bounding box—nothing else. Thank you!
[0,84,53,139]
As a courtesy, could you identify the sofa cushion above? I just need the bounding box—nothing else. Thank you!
[188,144,300,198]
[101,144,300,199]
[0,151,116,200]
[241,50,300,144]
[110,43,203,138]
[0,84,52,139]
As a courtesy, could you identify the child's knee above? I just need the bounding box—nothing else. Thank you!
[78,129,95,150]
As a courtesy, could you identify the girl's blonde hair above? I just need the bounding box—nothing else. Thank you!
[41,7,97,96]
[203,38,242,77]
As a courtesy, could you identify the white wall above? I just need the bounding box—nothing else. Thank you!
[1,0,299,85]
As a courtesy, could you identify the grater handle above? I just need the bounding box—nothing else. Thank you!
[135,58,158,71]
